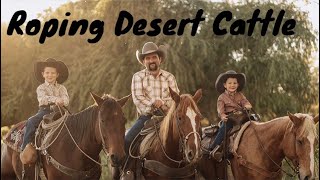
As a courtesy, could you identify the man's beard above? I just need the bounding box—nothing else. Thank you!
[147,63,158,71]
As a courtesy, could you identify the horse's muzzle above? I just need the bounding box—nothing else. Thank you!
[110,154,124,167]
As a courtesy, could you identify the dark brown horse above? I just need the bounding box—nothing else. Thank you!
[1,92,130,180]
[198,111,319,180]
[127,88,203,180]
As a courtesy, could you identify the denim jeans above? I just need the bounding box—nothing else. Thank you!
[124,115,152,155]
[21,107,52,150]
[210,120,233,149]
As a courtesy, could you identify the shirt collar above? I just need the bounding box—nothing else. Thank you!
[145,69,163,77]
[44,80,57,86]
[225,90,237,97]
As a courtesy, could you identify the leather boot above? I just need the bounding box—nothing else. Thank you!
[20,143,37,165]
[209,145,223,162]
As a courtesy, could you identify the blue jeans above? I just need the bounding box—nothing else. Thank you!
[21,107,52,150]
[210,120,233,149]
[124,115,152,154]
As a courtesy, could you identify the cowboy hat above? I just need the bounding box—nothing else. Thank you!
[34,58,69,84]
[215,70,246,93]
[136,42,167,65]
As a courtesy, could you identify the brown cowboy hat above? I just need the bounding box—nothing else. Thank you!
[136,42,167,65]
[34,58,69,84]
[215,70,246,93]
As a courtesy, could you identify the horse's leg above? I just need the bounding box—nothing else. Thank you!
[1,143,17,180]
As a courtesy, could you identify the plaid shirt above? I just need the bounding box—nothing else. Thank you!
[217,91,251,119]
[131,69,180,115]
[36,81,69,106]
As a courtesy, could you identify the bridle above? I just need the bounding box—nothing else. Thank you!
[154,105,202,166]
[242,109,300,178]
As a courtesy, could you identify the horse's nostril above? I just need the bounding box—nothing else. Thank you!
[110,154,118,163]
[187,151,194,160]
[304,176,309,180]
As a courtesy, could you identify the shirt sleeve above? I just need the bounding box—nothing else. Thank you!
[37,85,58,105]
[239,93,252,107]
[217,95,227,119]
[163,74,180,108]
[131,73,154,113]
[59,85,69,106]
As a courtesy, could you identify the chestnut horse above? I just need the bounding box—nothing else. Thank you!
[198,111,319,180]
[124,88,203,180]
[1,93,130,180]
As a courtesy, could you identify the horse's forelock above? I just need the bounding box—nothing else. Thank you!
[293,113,317,140]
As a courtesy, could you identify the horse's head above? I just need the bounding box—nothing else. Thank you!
[286,112,319,180]
[169,87,203,163]
[90,92,130,167]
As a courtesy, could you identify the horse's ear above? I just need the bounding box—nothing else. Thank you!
[313,114,319,124]
[90,92,104,106]
[169,87,180,105]
[288,112,302,126]
[117,94,131,107]
[193,89,202,103]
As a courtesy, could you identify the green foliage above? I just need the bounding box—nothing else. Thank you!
[1,0,319,179]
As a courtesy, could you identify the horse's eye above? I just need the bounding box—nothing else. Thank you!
[297,140,303,145]
[178,117,182,121]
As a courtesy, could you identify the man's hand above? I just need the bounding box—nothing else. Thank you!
[160,104,169,114]
[55,98,64,106]
[153,99,164,108]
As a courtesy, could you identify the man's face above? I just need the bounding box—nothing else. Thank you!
[143,53,161,72]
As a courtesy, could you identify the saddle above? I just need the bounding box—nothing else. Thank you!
[201,115,257,159]
[121,115,164,180]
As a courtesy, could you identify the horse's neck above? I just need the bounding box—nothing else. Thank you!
[65,107,101,155]
[251,118,290,162]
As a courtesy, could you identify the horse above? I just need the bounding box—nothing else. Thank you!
[198,110,319,180]
[1,92,131,180]
[123,88,203,180]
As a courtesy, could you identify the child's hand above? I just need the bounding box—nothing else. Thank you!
[244,104,252,109]
[55,98,64,106]
[221,115,228,122]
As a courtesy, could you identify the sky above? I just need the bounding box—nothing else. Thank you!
[1,0,319,67]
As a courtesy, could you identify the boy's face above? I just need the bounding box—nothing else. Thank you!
[42,67,59,84]
[143,53,162,72]
[223,77,239,93]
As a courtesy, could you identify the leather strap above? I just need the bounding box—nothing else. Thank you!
[143,159,196,178]
[45,153,100,179]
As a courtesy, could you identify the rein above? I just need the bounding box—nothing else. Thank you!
[243,109,299,178]
[37,104,114,177]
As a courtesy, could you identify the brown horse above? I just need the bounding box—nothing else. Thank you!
[124,88,203,180]
[198,111,319,180]
[1,92,130,180]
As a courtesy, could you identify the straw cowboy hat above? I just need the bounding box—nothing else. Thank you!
[136,42,167,65]
[34,58,69,84]
[215,70,246,93]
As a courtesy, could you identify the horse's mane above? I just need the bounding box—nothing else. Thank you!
[254,113,318,141]
[157,94,200,149]
[65,94,117,141]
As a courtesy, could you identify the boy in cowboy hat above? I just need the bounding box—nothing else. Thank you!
[125,41,180,155]
[20,58,69,164]
[209,70,252,161]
